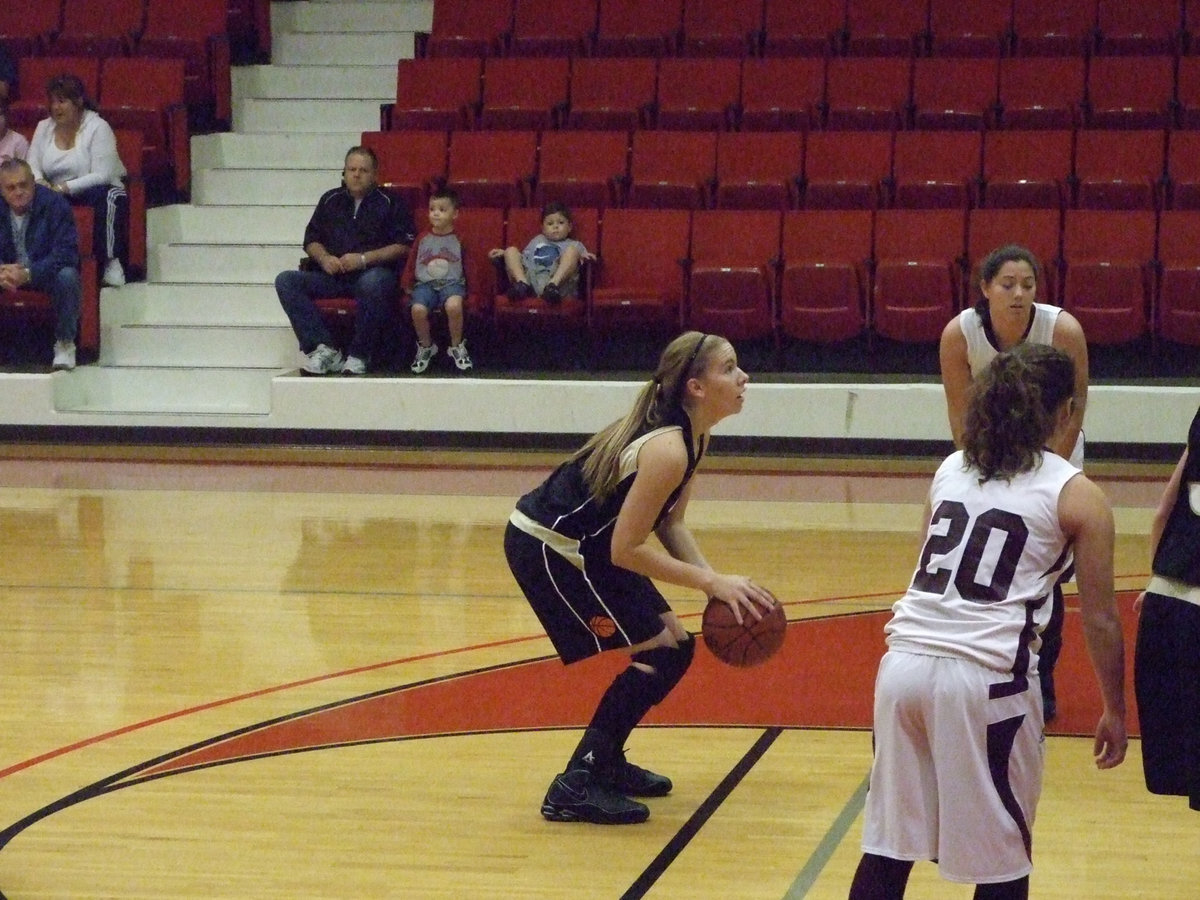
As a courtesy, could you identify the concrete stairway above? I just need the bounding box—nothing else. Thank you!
[69,0,433,417]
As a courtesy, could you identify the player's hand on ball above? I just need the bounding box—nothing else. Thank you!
[707,574,776,625]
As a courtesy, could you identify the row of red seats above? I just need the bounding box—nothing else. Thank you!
[397,205,1200,351]
[385,54,1200,134]
[0,206,100,358]
[0,0,232,125]
[9,54,191,199]
[358,128,1200,214]
[420,0,1198,60]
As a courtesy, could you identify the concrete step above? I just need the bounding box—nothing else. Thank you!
[148,243,300,284]
[234,97,383,134]
[271,31,418,66]
[99,323,298,368]
[149,204,309,245]
[102,282,287,327]
[191,132,361,170]
[273,0,433,33]
[53,366,277,415]
[191,167,341,205]
[233,64,396,100]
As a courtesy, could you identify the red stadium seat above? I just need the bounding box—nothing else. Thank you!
[479,57,569,131]
[535,130,628,210]
[565,57,656,131]
[53,0,144,57]
[8,56,101,130]
[593,0,682,56]
[714,131,803,211]
[891,131,982,210]
[825,57,913,131]
[445,131,537,209]
[1061,209,1156,344]
[1176,57,1200,129]
[779,210,871,344]
[911,57,998,131]
[509,0,596,56]
[872,209,967,343]
[589,208,690,335]
[928,0,1013,56]
[1095,0,1182,55]
[113,128,147,278]
[655,58,740,132]
[803,131,894,210]
[360,130,448,213]
[138,0,232,127]
[762,0,846,57]
[425,0,512,58]
[388,58,481,131]
[981,129,1074,209]
[739,57,825,132]
[686,210,780,343]
[1156,211,1200,346]
[1085,56,1175,130]
[493,206,597,346]
[0,0,61,58]
[996,57,1086,130]
[1166,131,1200,210]
[1074,129,1166,210]
[99,57,191,195]
[681,0,763,57]
[967,208,1063,304]
[1011,0,1098,57]
[626,131,717,210]
[844,0,929,56]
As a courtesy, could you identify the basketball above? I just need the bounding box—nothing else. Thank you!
[701,592,786,668]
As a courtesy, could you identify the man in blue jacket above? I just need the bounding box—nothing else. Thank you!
[0,157,81,370]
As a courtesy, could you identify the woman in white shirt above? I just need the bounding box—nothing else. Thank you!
[27,73,128,286]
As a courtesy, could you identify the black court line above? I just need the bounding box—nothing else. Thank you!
[620,727,783,900]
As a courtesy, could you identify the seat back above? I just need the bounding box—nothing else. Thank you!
[627,131,717,210]
[426,0,512,57]
[390,58,482,131]
[928,0,1013,56]
[802,130,894,210]
[715,131,803,211]
[1156,210,1200,345]
[593,0,682,55]
[446,130,538,208]
[1074,129,1166,210]
[1085,56,1175,130]
[681,0,763,57]
[450,205,506,321]
[1012,0,1098,56]
[565,57,656,131]
[687,210,780,341]
[844,0,929,56]
[655,58,740,131]
[479,57,569,131]
[825,57,913,131]
[1095,0,1181,54]
[779,210,872,343]
[891,131,982,209]
[997,57,1086,129]
[762,0,846,56]
[510,0,596,56]
[1061,208,1156,344]
[0,0,61,56]
[1167,131,1200,209]
[590,208,690,332]
[982,130,1074,209]
[8,56,101,128]
[739,57,825,132]
[535,130,628,209]
[99,56,189,192]
[138,0,230,124]
[911,57,998,131]
[56,0,145,56]
[360,130,448,212]
[872,209,967,343]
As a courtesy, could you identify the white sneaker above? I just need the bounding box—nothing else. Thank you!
[52,340,76,371]
[410,341,438,374]
[103,259,126,287]
[302,343,343,375]
[448,341,473,371]
[342,355,366,376]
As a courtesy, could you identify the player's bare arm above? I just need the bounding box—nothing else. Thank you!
[938,320,972,448]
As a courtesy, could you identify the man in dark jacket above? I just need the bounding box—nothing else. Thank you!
[275,145,415,375]
[0,157,81,370]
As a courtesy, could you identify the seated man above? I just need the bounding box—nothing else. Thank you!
[0,158,82,370]
[276,146,416,375]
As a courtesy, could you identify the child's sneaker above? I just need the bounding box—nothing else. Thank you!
[541,282,562,304]
[341,355,366,376]
[410,341,438,374]
[448,341,473,371]
[507,280,532,301]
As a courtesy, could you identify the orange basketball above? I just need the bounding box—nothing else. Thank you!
[588,615,616,638]
[701,592,786,667]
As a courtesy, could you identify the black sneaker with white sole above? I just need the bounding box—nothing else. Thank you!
[540,769,649,824]
[608,753,672,797]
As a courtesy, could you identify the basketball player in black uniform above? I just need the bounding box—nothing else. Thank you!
[1135,404,1200,812]
[504,331,777,825]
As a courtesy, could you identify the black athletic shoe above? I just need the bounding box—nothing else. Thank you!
[540,769,650,824]
[507,281,532,301]
[541,282,562,304]
[609,753,673,797]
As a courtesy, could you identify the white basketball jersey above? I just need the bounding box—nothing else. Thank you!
[958,303,1084,467]
[886,450,1080,676]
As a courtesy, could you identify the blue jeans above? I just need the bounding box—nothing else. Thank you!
[275,266,400,361]
[29,266,81,343]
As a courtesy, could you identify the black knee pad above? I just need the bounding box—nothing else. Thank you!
[632,635,695,704]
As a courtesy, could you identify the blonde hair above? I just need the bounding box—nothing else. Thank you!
[573,331,717,500]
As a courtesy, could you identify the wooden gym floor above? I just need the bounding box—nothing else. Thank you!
[0,449,1194,899]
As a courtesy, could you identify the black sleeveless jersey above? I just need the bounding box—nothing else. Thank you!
[1153,405,1200,585]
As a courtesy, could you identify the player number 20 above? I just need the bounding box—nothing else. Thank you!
[912,500,1030,603]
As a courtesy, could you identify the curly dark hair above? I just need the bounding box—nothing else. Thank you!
[963,343,1075,482]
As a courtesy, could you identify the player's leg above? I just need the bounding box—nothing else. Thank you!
[848,854,914,900]
[973,877,1028,900]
